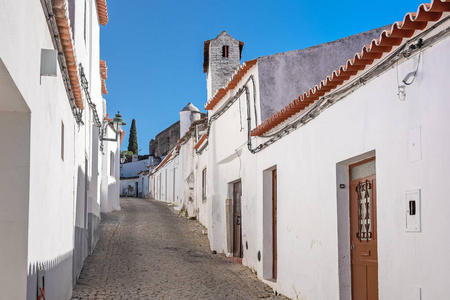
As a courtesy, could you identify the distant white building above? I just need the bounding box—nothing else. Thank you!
[0,1,123,299]
[120,155,158,197]
[151,2,450,299]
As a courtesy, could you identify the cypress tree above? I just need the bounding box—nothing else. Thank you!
[127,119,138,154]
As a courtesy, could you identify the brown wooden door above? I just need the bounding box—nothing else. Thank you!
[233,181,242,258]
[350,174,378,300]
[272,169,278,279]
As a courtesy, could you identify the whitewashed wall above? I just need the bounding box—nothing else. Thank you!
[207,66,260,254]
[120,178,139,198]
[120,158,151,178]
[207,28,450,299]
[0,0,117,299]
[193,144,209,228]
[151,133,209,223]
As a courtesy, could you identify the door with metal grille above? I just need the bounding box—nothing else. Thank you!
[350,159,378,299]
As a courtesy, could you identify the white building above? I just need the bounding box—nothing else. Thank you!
[120,155,158,197]
[151,1,450,299]
[0,0,123,299]
[150,103,209,222]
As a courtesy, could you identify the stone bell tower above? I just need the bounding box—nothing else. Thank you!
[203,31,244,100]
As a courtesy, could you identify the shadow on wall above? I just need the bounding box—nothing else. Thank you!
[73,166,88,287]
[27,251,73,300]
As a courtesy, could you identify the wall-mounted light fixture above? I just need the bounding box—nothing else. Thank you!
[101,111,126,142]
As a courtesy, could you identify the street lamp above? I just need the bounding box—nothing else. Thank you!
[101,111,126,142]
[120,153,126,164]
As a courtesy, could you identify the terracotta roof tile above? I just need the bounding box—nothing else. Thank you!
[51,1,83,109]
[96,0,109,26]
[100,60,108,95]
[194,134,207,150]
[251,0,450,137]
[205,59,257,110]
[154,149,174,172]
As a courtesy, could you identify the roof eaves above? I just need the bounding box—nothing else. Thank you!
[100,60,108,95]
[251,0,450,137]
[194,134,207,150]
[95,0,109,26]
[205,59,257,110]
[52,1,84,109]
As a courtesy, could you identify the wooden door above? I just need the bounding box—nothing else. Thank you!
[233,181,242,258]
[272,169,278,279]
[350,173,378,300]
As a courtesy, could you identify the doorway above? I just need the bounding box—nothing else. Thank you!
[233,181,242,258]
[350,159,378,299]
[272,169,278,279]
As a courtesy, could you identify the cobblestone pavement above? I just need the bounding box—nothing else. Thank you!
[71,198,287,300]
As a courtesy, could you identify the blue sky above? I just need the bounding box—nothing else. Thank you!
[100,0,425,153]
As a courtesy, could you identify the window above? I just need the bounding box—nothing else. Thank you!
[61,121,64,161]
[222,45,229,58]
[202,168,207,201]
[110,151,114,176]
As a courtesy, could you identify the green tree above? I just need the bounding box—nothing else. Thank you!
[127,119,138,154]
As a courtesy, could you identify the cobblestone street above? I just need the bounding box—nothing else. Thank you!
[71,198,286,299]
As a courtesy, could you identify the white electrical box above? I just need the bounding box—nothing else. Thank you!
[40,49,57,77]
[406,189,421,232]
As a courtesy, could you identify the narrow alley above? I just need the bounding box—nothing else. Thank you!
[71,198,284,299]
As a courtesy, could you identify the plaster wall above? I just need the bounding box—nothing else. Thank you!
[207,65,260,254]
[102,124,120,211]
[139,175,150,198]
[0,1,80,297]
[120,158,151,178]
[180,110,200,138]
[152,154,181,205]
[193,146,209,228]
[257,25,389,121]
[120,178,139,198]
[234,35,450,299]
[0,110,30,300]
[151,137,204,219]
[206,24,450,299]
[0,0,111,298]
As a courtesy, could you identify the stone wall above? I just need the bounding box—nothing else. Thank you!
[149,121,180,157]
[208,32,242,98]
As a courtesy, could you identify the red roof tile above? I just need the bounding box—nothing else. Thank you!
[52,1,84,109]
[205,59,257,110]
[251,0,450,137]
[154,149,174,172]
[194,134,207,150]
[96,0,109,26]
[100,60,108,95]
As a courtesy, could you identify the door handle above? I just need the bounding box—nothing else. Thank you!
[236,216,241,225]
[351,244,355,250]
